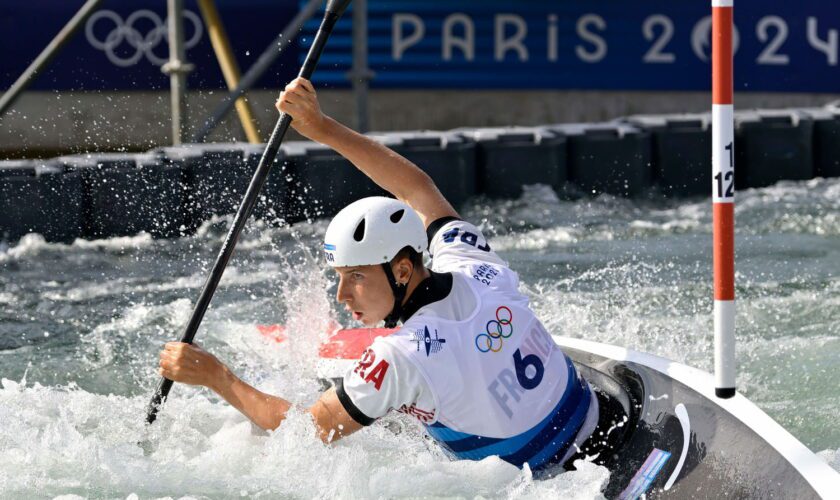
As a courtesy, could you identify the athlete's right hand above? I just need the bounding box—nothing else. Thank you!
[276,77,327,140]
[158,342,229,390]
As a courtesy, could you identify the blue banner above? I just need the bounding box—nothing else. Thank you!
[0,0,301,91]
[2,1,839,92]
[304,0,840,92]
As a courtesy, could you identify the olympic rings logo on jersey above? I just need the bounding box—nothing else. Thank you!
[85,9,203,67]
[475,306,513,353]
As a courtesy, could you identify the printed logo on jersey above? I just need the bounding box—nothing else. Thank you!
[472,263,500,286]
[412,326,446,357]
[353,348,390,390]
[487,323,553,418]
[398,403,435,423]
[441,226,491,252]
[475,306,513,353]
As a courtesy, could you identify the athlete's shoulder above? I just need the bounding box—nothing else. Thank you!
[372,325,416,351]
[359,329,417,374]
[427,217,508,272]
[427,217,494,258]
[338,328,432,424]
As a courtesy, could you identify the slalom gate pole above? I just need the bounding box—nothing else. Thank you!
[145,0,352,425]
[712,0,736,399]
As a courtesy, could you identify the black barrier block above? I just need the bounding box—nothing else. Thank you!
[58,153,184,239]
[242,144,291,225]
[0,161,42,243]
[547,123,652,197]
[282,141,386,221]
[156,143,252,230]
[454,127,566,198]
[0,160,83,243]
[135,153,185,237]
[623,114,711,197]
[734,110,814,189]
[800,107,840,178]
[367,131,477,207]
[37,162,84,242]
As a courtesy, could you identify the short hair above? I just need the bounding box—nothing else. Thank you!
[391,245,424,269]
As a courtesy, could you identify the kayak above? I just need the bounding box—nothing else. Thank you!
[256,324,396,359]
[256,323,839,498]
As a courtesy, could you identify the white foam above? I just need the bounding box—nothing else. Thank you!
[817,449,840,473]
[2,177,837,498]
[0,233,51,262]
[0,377,609,498]
[71,233,154,250]
[0,232,154,263]
[491,227,580,251]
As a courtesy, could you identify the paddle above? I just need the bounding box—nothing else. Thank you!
[145,0,352,425]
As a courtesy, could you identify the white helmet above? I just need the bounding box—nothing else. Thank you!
[323,196,427,267]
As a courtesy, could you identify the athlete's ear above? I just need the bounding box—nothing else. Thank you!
[393,257,413,285]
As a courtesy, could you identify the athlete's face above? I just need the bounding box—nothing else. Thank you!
[334,259,411,327]
[334,265,392,326]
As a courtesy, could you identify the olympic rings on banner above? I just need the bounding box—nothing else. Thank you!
[475,306,514,353]
[85,9,203,67]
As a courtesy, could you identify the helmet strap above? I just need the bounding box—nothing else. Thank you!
[381,262,411,328]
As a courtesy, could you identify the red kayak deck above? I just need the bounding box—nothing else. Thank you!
[256,324,396,359]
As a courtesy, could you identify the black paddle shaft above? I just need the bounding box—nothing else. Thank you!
[146,0,351,425]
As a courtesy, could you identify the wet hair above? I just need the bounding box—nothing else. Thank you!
[391,245,424,270]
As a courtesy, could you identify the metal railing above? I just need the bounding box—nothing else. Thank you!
[0,0,373,146]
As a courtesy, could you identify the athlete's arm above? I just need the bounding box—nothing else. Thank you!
[276,77,459,228]
[309,388,364,442]
[158,342,361,442]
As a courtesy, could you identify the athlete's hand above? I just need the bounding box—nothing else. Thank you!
[158,342,228,389]
[275,77,327,140]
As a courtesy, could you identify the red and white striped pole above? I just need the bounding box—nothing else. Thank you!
[712,0,736,398]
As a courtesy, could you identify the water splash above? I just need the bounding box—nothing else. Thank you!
[1,178,837,497]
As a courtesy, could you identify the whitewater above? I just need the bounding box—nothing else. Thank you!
[1,179,838,498]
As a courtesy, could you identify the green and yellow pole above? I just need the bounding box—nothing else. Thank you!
[197,0,262,143]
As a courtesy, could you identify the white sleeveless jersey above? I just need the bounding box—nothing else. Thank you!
[338,219,598,470]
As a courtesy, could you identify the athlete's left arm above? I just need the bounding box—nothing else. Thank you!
[158,342,361,442]
[309,388,364,442]
[209,370,362,442]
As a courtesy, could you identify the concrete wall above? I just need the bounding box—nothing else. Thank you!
[2,89,839,158]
